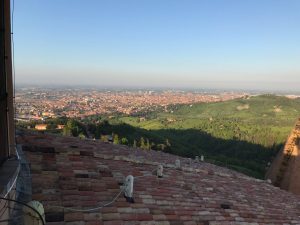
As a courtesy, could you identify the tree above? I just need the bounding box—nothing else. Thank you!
[151,142,156,150]
[140,137,146,149]
[46,123,57,130]
[87,123,97,134]
[78,133,86,139]
[121,137,128,145]
[63,126,71,136]
[100,135,108,142]
[165,139,171,151]
[146,139,151,150]
[65,119,87,137]
[113,134,119,144]
[158,144,165,151]
[66,119,79,136]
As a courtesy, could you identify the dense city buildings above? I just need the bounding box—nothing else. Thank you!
[15,87,247,120]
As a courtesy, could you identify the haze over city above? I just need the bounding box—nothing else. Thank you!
[14,0,300,91]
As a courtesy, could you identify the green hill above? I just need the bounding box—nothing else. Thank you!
[103,95,300,178]
[119,95,300,147]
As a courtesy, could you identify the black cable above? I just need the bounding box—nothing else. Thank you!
[0,201,8,218]
[0,215,22,223]
[0,216,22,223]
[0,197,45,225]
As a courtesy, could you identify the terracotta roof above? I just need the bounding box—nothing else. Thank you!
[17,132,300,225]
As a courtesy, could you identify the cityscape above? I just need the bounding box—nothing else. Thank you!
[1,0,300,224]
[15,87,248,120]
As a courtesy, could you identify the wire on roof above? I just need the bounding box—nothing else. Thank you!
[3,167,19,198]
[0,201,8,219]
[50,187,124,212]
[0,215,23,223]
[0,197,45,225]
[49,167,161,212]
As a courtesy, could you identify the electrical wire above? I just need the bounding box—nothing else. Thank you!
[0,212,42,223]
[0,218,22,223]
[0,214,22,223]
[0,201,8,219]
[50,187,124,212]
[49,168,159,212]
[3,166,19,198]
[0,168,160,224]
[0,219,17,223]
[0,197,45,225]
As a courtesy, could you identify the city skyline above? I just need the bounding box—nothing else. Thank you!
[14,0,300,91]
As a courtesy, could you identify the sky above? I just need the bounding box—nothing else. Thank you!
[13,0,300,91]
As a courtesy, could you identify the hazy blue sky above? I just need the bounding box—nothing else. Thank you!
[14,0,300,91]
